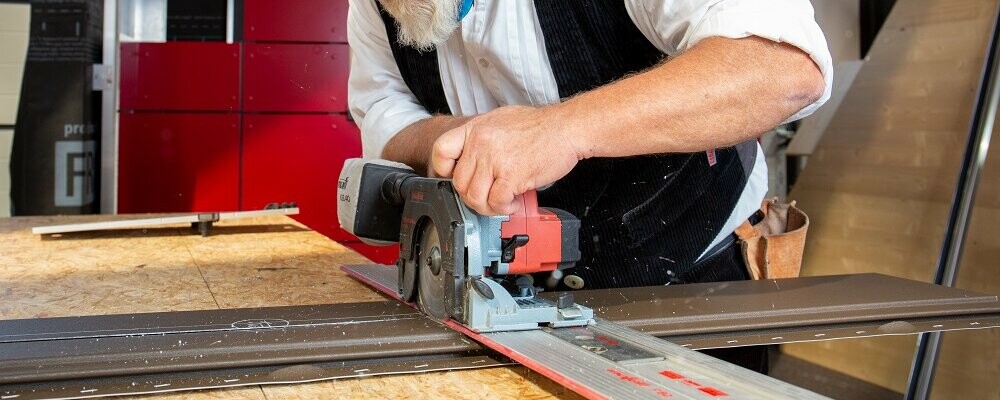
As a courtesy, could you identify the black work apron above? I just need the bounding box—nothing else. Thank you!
[374,0,757,290]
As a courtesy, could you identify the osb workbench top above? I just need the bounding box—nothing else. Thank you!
[0,214,579,399]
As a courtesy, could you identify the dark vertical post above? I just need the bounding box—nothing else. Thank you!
[860,0,897,58]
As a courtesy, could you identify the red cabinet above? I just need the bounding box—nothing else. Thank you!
[243,43,350,113]
[243,0,349,43]
[241,114,360,241]
[119,42,240,111]
[117,3,382,262]
[118,113,240,213]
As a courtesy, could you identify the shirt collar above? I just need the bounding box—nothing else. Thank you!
[457,0,474,21]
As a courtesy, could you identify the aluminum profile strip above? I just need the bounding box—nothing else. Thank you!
[31,208,299,235]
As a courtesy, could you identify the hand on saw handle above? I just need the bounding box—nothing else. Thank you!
[431,105,583,216]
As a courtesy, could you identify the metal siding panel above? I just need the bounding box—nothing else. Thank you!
[119,42,240,111]
[243,0,348,43]
[3,269,1000,398]
[118,113,240,213]
[241,113,360,241]
[242,43,349,112]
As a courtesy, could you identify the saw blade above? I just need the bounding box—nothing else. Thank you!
[417,222,449,320]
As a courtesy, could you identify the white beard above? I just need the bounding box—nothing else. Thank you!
[378,0,461,51]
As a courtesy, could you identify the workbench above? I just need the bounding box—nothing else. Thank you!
[0,214,582,399]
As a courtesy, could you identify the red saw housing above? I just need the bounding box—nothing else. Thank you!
[499,190,579,274]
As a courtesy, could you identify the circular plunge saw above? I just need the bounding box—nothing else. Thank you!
[337,158,594,332]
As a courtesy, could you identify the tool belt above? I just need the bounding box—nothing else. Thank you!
[735,198,809,280]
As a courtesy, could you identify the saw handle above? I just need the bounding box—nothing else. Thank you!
[337,158,417,245]
[498,190,581,275]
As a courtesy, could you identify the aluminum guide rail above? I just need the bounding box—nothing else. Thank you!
[3,268,1000,399]
[346,266,830,400]
[471,322,826,400]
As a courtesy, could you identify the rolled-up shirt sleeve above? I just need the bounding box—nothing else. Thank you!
[627,0,834,123]
[348,0,432,158]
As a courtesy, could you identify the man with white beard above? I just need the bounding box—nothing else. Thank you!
[347,0,832,372]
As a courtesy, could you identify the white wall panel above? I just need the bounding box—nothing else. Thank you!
[0,3,29,218]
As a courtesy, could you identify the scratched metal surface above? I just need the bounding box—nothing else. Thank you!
[3,267,1000,399]
[0,354,510,400]
[343,265,1000,336]
[543,272,1000,337]
[0,301,479,385]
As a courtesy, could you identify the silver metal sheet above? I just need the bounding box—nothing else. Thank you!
[0,302,477,385]
[1,354,509,400]
[5,265,1000,399]
[341,265,1000,338]
[666,313,1000,350]
[482,324,829,400]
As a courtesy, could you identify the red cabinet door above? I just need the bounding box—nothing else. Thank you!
[241,114,361,241]
[243,43,349,113]
[120,42,240,111]
[118,113,240,213]
[243,0,348,43]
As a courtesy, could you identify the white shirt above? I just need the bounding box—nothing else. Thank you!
[347,0,833,257]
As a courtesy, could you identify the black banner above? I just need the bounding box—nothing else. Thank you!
[11,0,102,215]
[167,0,227,42]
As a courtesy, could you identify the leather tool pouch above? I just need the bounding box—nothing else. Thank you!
[735,198,809,280]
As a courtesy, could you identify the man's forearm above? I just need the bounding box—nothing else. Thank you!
[427,36,825,215]
[382,115,472,175]
[552,36,826,159]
